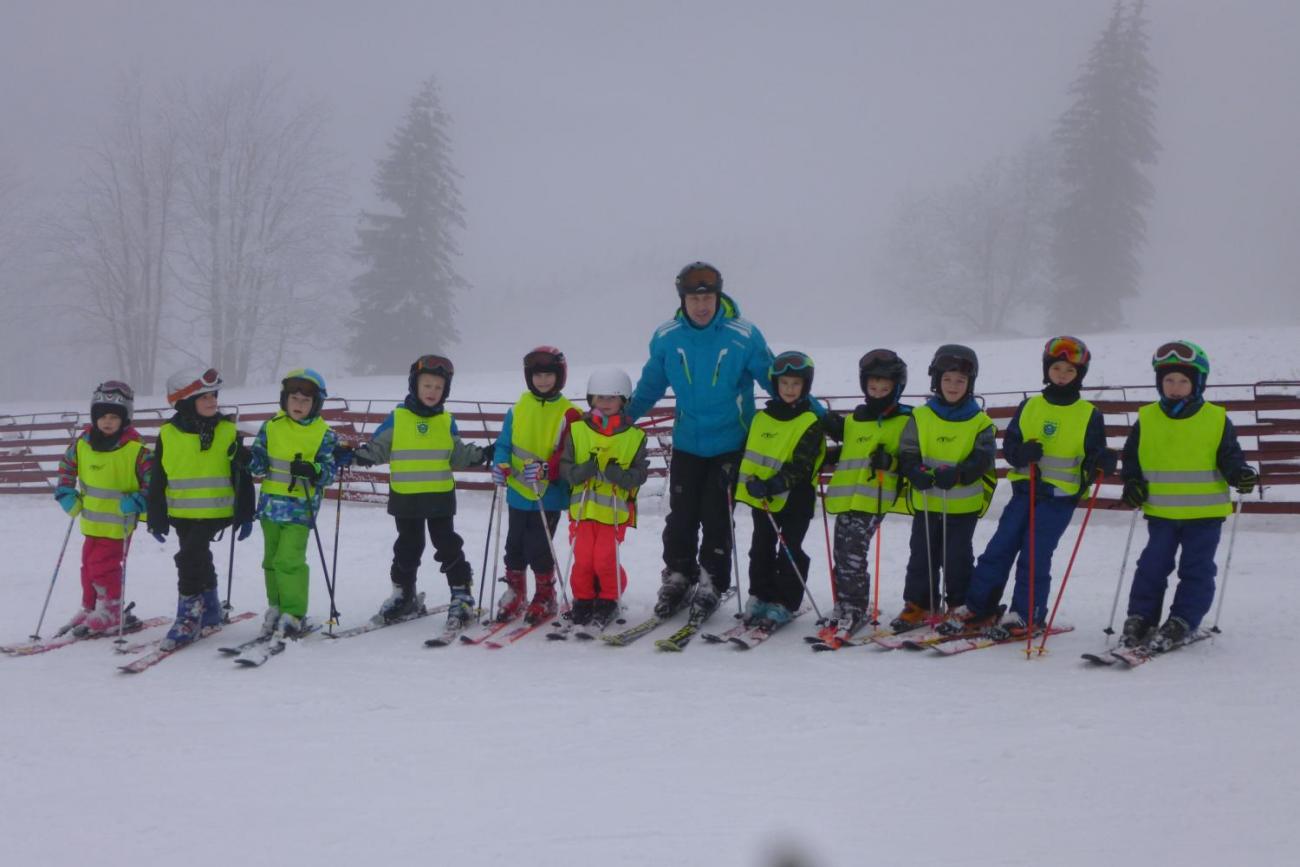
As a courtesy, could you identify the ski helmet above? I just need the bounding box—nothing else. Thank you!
[91,380,135,425]
[166,366,222,407]
[523,346,567,397]
[1151,339,1209,399]
[675,261,723,296]
[586,368,633,404]
[1042,335,1090,385]
[927,344,978,397]
[280,368,327,419]
[770,350,814,399]
[408,354,454,403]
[858,348,908,401]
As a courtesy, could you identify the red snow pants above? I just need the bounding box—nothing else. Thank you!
[569,520,627,601]
[80,536,125,607]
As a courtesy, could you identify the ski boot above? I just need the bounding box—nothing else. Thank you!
[1145,616,1190,654]
[378,583,422,623]
[590,599,620,630]
[570,599,595,626]
[495,569,528,622]
[445,587,476,632]
[1119,615,1152,649]
[81,596,124,634]
[199,587,224,629]
[828,601,865,631]
[688,582,721,620]
[159,593,205,651]
[981,610,1029,642]
[762,603,793,627]
[889,601,930,633]
[57,607,92,637]
[524,574,558,624]
[259,606,282,638]
[653,570,692,618]
[277,613,307,638]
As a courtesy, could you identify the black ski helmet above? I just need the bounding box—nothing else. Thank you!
[770,350,814,399]
[408,354,455,404]
[523,346,567,398]
[675,261,723,296]
[927,344,979,397]
[858,349,908,401]
[1042,335,1091,386]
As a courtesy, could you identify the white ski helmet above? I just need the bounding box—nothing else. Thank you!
[166,366,223,407]
[586,368,633,401]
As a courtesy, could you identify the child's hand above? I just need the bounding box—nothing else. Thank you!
[119,492,147,515]
[570,457,599,484]
[1098,448,1119,476]
[868,447,891,472]
[1230,466,1259,495]
[1019,441,1044,465]
[932,466,960,490]
[491,463,510,486]
[521,462,542,484]
[54,486,82,516]
[236,521,255,541]
[1121,478,1148,508]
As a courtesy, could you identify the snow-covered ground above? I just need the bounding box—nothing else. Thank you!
[3,325,1298,867]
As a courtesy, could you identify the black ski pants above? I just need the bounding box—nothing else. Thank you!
[747,490,814,612]
[662,448,741,591]
[503,507,561,574]
[172,517,227,596]
[391,516,472,591]
[902,510,980,611]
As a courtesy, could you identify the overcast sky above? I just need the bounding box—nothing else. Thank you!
[2,0,1297,391]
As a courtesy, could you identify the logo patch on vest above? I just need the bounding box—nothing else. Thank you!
[1041,420,1059,439]
[416,422,429,436]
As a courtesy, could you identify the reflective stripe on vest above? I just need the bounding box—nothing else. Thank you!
[1005,395,1094,495]
[568,421,646,526]
[160,421,236,519]
[1137,402,1231,519]
[909,405,994,515]
[390,409,455,494]
[734,410,824,514]
[260,414,329,499]
[76,437,144,539]
[825,413,909,515]
[507,393,573,502]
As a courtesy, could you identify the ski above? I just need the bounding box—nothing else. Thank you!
[664,607,745,652]
[604,589,736,647]
[932,624,1076,656]
[117,612,257,674]
[808,616,871,652]
[1104,629,1214,667]
[229,622,323,667]
[574,607,627,641]
[321,597,448,641]
[3,612,170,657]
[458,616,524,646]
[810,623,894,651]
[483,616,555,649]
[423,608,483,648]
[727,608,809,650]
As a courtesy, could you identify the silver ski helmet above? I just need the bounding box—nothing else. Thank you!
[586,367,633,406]
[91,380,135,425]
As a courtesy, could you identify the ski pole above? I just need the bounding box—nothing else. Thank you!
[818,475,836,610]
[113,522,137,646]
[871,467,885,625]
[761,501,824,621]
[485,482,505,621]
[922,486,936,617]
[940,487,949,619]
[1038,470,1103,656]
[531,474,570,608]
[1104,508,1142,646]
[558,486,590,619]
[35,513,78,640]
[223,459,243,622]
[1209,492,1246,635]
[302,478,339,630]
[726,483,744,618]
[329,471,345,621]
[1025,464,1037,660]
[475,480,501,618]
[613,499,625,617]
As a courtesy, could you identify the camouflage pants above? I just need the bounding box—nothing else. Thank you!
[832,512,883,610]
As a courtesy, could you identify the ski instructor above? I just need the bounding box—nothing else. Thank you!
[626,261,822,622]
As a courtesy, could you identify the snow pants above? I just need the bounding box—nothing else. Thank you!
[748,495,814,612]
[172,518,226,596]
[503,506,560,574]
[662,449,741,590]
[261,520,310,618]
[902,510,979,611]
[965,489,1077,623]
[391,516,472,592]
[832,512,884,611]
[570,520,627,602]
[1127,516,1223,630]
[80,536,125,608]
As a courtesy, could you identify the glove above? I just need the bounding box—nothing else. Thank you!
[823,445,842,467]
[1230,466,1259,495]
[569,457,598,484]
[719,458,739,487]
[333,446,354,468]
[476,446,493,468]
[909,469,935,492]
[1121,478,1148,508]
[54,486,82,516]
[119,492,147,515]
[236,521,254,542]
[1019,440,1044,465]
[933,466,960,491]
[352,450,375,468]
[1098,448,1119,476]
[150,531,167,544]
[868,448,891,472]
[228,442,252,471]
[289,458,320,484]
[491,463,510,486]
[604,463,634,489]
[521,462,542,484]
[745,478,770,500]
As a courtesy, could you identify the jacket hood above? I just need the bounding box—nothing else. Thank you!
[673,292,741,329]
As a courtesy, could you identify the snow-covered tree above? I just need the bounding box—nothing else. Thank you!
[1050,0,1159,331]
[347,76,468,374]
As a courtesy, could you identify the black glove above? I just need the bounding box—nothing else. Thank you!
[745,478,770,500]
[289,458,320,484]
[933,466,960,491]
[228,442,252,472]
[1122,478,1148,508]
[909,468,935,492]
[1230,466,1259,495]
[477,445,493,467]
[823,445,842,467]
[352,450,375,468]
[868,447,891,472]
[718,458,739,487]
[1019,440,1044,465]
[569,457,599,484]
[1098,448,1119,476]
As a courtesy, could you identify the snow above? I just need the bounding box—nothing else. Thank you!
[3,326,1299,867]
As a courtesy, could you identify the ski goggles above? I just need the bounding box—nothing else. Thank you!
[1152,341,1199,365]
[1044,336,1089,366]
[771,351,813,376]
[932,354,975,375]
[523,349,565,370]
[677,265,722,294]
[413,354,455,377]
[859,348,902,371]
[170,369,222,403]
[95,380,135,401]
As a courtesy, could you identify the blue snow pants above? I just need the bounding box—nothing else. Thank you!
[965,488,1077,623]
[1127,516,1223,630]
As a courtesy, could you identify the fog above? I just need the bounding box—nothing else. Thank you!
[2,0,1297,400]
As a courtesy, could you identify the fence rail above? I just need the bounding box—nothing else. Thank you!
[3,381,1297,514]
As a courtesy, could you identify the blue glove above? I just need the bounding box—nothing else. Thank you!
[237,521,254,541]
[521,462,542,484]
[151,531,168,544]
[933,466,961,491]
[745,478,769,500]
[54,486,82,516]
[119,492,147,515]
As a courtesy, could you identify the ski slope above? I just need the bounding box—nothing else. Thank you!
[2,325,1298,867]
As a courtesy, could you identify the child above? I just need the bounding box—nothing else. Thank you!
[558,368,649,628]
[1118,340,1257,651]
[147,367,256,650]
[821,349,913,632]
[350,354,490,631]
[734,351,826,625]
[942,336,1117,639]
[490,347,582,624]
[893,345,997,631]
[53,381,153,635]
[246,369,339,637]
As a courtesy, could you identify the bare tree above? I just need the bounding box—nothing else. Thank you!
[171,67,347,385]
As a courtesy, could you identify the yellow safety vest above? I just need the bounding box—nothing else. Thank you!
[568,421,646,526]
[908,405,995,515]
[389,409,455,494]
[735,410,825,513]
[160,421,237,519]
[825,413,910,515]
[1006,395,1094,496]
[76,437,144,539]
[507,393,573,502]
[1138,402,1232,520]
[260,414,329,499]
